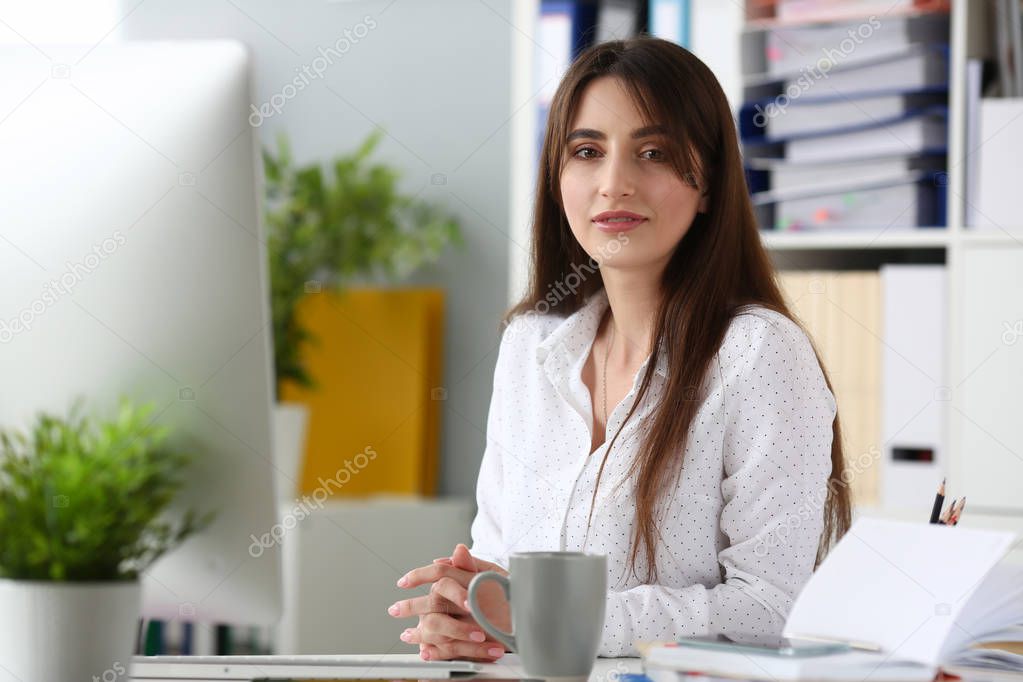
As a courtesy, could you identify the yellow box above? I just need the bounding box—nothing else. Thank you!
[280,287,444,497]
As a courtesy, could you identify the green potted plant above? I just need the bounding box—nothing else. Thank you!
[262,129,463,499]
[0,397,211,681]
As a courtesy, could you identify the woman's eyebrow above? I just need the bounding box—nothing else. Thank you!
[566,125,667,142]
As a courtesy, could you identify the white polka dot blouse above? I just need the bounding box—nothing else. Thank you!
[468,286,837,657]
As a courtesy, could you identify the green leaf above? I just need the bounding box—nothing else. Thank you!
[263,130,465,397]
[0,399,215,581]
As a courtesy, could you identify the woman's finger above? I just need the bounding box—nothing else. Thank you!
[397,563,476,590]
[430,577,470,615]
[419,640,505,662]
[404,617,505,662]
[387,591,460,618]
[418,612,488,645]
[408,613,505,647]
[398,621,486,650]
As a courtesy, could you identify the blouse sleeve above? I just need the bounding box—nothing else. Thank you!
[467,319,520,571]
[598,312,836,657]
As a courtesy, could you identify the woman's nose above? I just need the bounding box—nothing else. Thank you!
[598,154,636,198]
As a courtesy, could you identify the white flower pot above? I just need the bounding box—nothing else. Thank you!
[0,578,140,682]
[272,401,310,502]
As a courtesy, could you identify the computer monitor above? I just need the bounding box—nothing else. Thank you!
[0,40,282,625]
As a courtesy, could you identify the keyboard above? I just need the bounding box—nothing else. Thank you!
[131,654,484,680]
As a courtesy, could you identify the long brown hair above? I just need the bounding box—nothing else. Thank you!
[503,36,851,582]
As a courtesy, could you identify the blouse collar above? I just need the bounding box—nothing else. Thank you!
[534,287,668,379]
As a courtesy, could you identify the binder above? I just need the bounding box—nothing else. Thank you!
[648,0,690,47]
[879,264,946,512]
[747,153,946,194]
[536,1,576,109]
[789,44,949,95]
[537,0,598,87]
[781,109,946,163]
[774,0,949,25]
[536,1,598,164]
[763,12,949,78]
[758,90,948,139]
[737,3,951,233]
[753,171,945,231]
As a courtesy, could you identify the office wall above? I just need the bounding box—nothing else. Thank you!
[116,0,514,499]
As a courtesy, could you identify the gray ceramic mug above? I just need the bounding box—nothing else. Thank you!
[467,551,607,679]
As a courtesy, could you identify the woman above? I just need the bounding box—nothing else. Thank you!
[386,35,850,661]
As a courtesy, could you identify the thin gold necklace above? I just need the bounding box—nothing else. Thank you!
[602,312,615,426]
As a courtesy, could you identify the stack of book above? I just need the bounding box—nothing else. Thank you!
[738,1,951,232]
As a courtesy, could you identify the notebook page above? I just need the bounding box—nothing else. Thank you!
[940,562,1023,659]
[783,518,1014,666]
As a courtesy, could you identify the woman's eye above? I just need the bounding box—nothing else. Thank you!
[570,147,666,161]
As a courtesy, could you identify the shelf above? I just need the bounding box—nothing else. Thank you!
[960,231,1023,247]
[761,230,950,251]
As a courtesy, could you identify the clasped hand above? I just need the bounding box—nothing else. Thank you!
[387,543,511,661]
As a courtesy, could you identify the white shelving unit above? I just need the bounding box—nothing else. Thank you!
[507,1,1023,545]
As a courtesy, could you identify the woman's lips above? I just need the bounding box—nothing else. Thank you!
[593,217,646,232]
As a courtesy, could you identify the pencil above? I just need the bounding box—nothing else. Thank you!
[929,478,946,524]
[951,497,966,525]
[939,497,956,524]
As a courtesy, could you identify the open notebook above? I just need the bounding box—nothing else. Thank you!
[783,517,1023,672]
[643,518,1022,681]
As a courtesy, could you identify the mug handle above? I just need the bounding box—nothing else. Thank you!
[466,571,516,653]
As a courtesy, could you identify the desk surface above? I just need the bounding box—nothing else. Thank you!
[476,656,1023,682]
[471,653,642,680]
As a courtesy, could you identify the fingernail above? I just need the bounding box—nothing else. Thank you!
[469,631,486,642]
[397,575,409,587]
[488,647,504,658]
[388,603,399,615]
[463,599,470,610]
[400,631,411,641]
